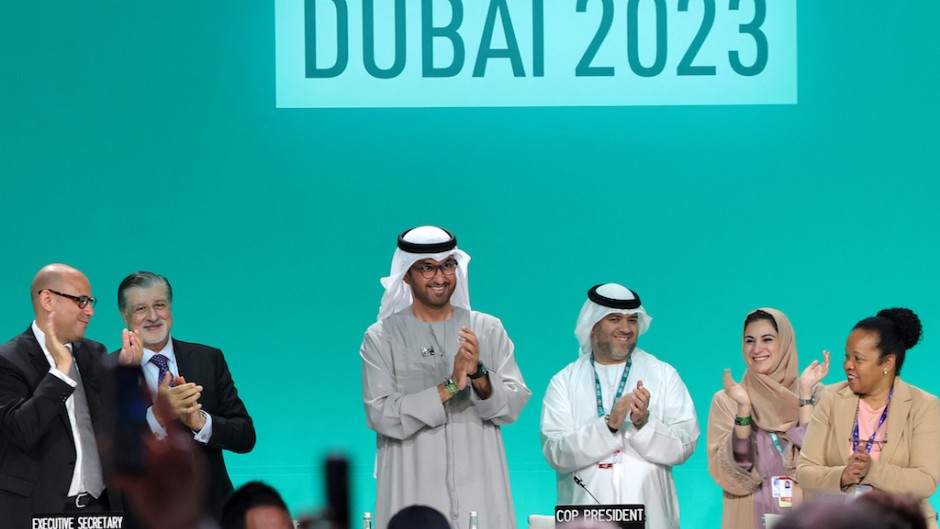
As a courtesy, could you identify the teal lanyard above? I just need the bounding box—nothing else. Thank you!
[590,354,632,418]
[769,432,784,457]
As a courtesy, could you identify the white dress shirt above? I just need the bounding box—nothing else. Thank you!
[31,321,92,497]
[141,338,213,443]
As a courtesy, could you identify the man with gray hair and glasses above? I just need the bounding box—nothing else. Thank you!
[361,226,531,529]
[116,270,255,522]
[0,263,142,526]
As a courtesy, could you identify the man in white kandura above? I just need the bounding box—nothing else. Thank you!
[541,283,700,529]
[361,226,531,529]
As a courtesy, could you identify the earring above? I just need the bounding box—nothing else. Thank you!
[883,369,888,375]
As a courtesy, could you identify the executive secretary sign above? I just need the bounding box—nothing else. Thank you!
[275,0,796,107]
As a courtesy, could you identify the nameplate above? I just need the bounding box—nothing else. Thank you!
[31,513,124,529]
[555,504,645,528]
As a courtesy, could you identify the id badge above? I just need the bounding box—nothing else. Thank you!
[599,450,622,466]
[771,476,793,507]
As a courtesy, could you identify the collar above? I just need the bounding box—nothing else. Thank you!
[832,378,913,463]
[142,337,176,366]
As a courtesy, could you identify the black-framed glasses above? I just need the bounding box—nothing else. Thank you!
[41,289,97,309]
[411,259,458,279]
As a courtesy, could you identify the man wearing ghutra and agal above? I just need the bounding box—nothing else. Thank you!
[360,226,531,529]
[541,283,700,529]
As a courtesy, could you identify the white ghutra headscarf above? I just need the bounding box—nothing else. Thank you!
[574,283,653,356]
[376,226,471,322]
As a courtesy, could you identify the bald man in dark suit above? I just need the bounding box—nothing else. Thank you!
[0,264,142,528]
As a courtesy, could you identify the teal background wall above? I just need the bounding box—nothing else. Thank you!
[2,2,938,528]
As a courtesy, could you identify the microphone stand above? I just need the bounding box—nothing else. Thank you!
[573,475,602,505]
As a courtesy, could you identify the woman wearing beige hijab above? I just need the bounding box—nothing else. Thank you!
[707,308,830,529]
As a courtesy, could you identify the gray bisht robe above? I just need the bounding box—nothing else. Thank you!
[361,307,531,529]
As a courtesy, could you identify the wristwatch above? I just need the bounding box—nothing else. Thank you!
[468,361,488,380]
[444,377,460,396]
[799,396,817,407]
[605,414,619,434]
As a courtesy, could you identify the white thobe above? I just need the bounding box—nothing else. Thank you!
[541,349,700,529]
[362,307,531,529]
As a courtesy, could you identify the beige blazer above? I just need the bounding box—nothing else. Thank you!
[796,378,940,528]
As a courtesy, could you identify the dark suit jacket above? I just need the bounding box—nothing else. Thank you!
[124,338,255,523]
[173,339,255,518]
[0,327,111,529]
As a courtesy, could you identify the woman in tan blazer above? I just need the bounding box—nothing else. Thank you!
[797,308,940,529]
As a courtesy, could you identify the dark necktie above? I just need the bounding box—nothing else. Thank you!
[149,353,175,387]
[68,359,105,497]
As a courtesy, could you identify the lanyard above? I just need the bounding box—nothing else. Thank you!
[853,385,893,453]
[591,354,632,418]
[769,432,784,457]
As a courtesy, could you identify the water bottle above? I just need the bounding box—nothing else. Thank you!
[468,510,479,529]
[362,512,373,529]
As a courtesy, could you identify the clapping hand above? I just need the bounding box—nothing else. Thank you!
[44,311,73,374]
[174,375,208,431]
[842,449,872,487]
[451,326,480,390]
[722,369,752,417]
[152,372,203,427]
[629,380,650,426]
[799,349,831,397]
[118,328,144,366]
[608,394,632,431]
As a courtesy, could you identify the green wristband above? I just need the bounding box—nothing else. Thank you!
[734,415,753,426]
[444,378,460,396]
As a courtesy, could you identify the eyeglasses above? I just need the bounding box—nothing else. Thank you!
[41,289,97,309]
[411,259,459,279]
[849,436,889,451]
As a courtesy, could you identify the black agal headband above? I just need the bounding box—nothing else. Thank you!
[397,227,457,254]
[587,284,642,309]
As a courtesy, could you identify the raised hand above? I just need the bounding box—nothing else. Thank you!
[722,369,751,417]
[110,426,208,529]
[119,328,144,366]
[451,326,480,390]
[44,311,73,374]
[629,380,650,426]
[799,349,831,397]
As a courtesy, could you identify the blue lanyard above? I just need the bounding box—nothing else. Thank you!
[853,386,893,453]
[590,354,632,418]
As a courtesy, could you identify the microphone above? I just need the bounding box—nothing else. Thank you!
[573,475,601,504]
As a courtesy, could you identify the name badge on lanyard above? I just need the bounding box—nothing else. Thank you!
[771,476,793,507]
[769,433,792,508]
[591,355,631,467]
[598,450,623,468]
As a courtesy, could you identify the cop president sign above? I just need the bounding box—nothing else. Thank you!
[275,0,796,107]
